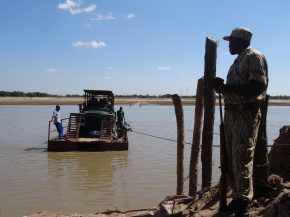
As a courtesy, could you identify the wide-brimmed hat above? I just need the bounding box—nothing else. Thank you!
[223,27,252,41]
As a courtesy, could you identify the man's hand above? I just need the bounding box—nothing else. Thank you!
[213,77,226,94]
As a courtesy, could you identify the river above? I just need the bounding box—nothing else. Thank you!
[0,105,289,217]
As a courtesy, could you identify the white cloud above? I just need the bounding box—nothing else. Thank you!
[85,23,92,28]
[105,76,111,80]
[69,8,82,15]
[83,4,96,13]
[58,0,79,10]
[157,66,171,71]
[45,68,57,73]
[107,66,116,71]
[72,41,107,48]
[58,0,96,15]
[127,13,135,19]
[91,13,116,22]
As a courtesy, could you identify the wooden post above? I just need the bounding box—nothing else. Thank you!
[201,37,217,189]
[172,94,184,195]
[253,94,270,197]
[189,78,204,196]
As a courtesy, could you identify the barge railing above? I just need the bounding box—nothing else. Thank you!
[48,118,69,142]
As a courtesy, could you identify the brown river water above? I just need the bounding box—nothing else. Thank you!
[0,105,289,217]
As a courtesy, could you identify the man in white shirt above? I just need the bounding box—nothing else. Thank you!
[51,105,64,139]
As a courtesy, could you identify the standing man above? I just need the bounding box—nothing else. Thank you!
[214,27,268,217]
[51,105,64,139]
[116,106,125,129]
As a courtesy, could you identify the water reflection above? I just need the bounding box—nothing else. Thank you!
[47,151,129,209]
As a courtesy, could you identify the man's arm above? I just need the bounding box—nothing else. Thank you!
[51,111,56,122]
[225,79,266,96]
[213,77,266,96]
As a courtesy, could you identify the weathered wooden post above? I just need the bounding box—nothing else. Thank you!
[189,78,204,196]
[253,94,270,197]
[201,37,217,189]
[172,94,184,195]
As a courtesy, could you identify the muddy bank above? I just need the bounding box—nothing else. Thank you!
[0,97,290,106]
[27,187,290,217]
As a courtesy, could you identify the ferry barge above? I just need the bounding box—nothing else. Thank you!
[48,90,129,151]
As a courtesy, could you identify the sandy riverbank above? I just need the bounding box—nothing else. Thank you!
[0,97,290,106]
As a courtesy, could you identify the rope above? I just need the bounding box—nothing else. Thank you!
[186,129,220,136]
[131,129,221,147]
[131,129,184,143]
[131,129,283,148]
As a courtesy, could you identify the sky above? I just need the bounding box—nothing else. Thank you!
[0,0,289,96]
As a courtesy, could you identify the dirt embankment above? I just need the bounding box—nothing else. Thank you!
[0,97,290,106]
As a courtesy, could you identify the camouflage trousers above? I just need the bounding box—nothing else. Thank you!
[224,108,261,202]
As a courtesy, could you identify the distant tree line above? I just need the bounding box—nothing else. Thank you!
[269,95,290,99]
[0,91,83,97]
[0,91,56,97]
[1,90,290,99]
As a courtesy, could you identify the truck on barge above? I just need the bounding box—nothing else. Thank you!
[48,90,129,151]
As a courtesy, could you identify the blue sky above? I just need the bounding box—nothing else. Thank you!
[0,0,289,96]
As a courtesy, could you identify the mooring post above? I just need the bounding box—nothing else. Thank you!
[189,78,204,196]
[172,94,184,195]
[253,94,270,197]
[201,37,217,189]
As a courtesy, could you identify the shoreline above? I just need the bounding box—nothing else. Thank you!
[0,96,290,106]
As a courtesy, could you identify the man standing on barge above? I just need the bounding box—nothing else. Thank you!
[51,105,64,139]
[214,27,268,217]
[116,106,125,129]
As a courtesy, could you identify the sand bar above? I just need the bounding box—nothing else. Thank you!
[0,97,290,106]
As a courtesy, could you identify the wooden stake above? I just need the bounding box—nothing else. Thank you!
[189,78,204,196]
[172,94,184,195]
[253,94,270,197]
[201,37,217,189]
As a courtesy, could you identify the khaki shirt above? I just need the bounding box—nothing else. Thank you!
[224,47,268,104]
